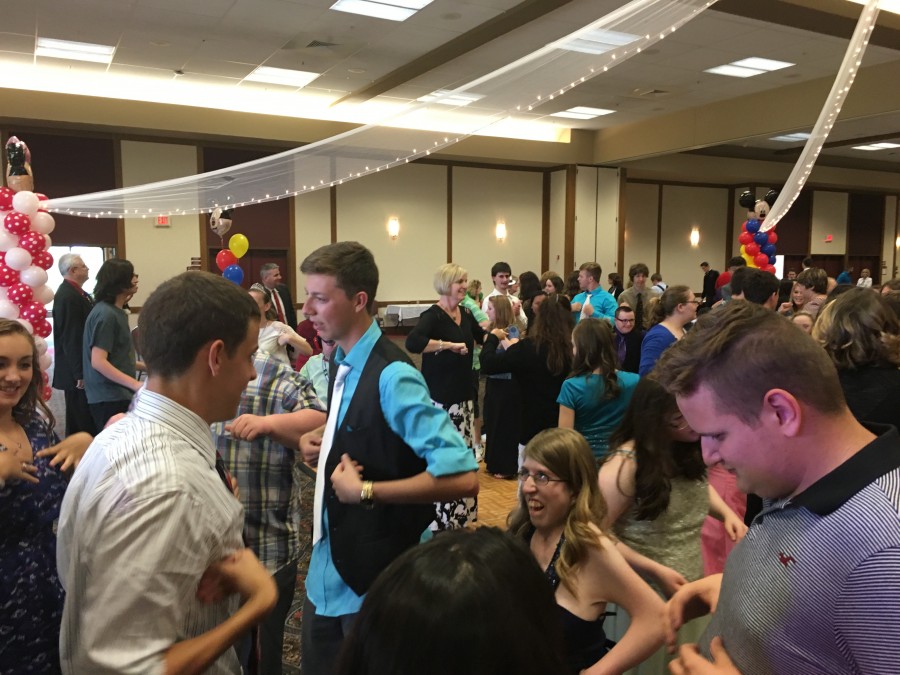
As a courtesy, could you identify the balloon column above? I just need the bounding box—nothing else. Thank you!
[2,137,55,401]
[737,190,779,274]
[212,208,249,286]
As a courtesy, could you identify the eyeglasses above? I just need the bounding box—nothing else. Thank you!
[684,299,701,305]
[517,469,567,486]
[615,317,635,324]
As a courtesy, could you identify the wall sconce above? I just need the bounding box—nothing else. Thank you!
[689,227,700,248]
[387,216,400,240]
[896,235,900,249]
[496,220,507,242]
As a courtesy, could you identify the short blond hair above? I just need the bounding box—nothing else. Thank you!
[434,263,467,295]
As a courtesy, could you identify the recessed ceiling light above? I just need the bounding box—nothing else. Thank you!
[559,29,638,55]
[551,106,615,120]
[852,145,884,151]
[417,89,483,106]
[35,37,115,64]
[731,57,794,72]
[770,133,811,142]
[244,66,320,88]
[870,142,900,149]
[330,0,433,21]
[845,0,900,16]
[705,64,765,78]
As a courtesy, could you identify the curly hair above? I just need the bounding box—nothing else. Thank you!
[812,287,900,370]
[0,319,54,431]
[570,318,620,401]
[508,428,607,598]
[606,379,705,521]
[527,293,573,376]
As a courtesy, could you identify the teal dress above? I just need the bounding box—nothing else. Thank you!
[557,371,640,460]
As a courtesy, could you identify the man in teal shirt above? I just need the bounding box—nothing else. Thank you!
[571,262,617,324]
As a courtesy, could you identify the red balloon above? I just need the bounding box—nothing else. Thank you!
[20,301,47,323]
[765,265,777,274]
[41,370,49,385]
[34,193,49,202]
[741,220,749,232]
[33,319,52,338]
[18,231,45,255]
[42,385,52,402]
[767,231,778,244]
[4,211,30,236]
[0,187,13,211]
[745,242,760,257]
[32,250,54,270]
[738,232,753,246]
[754,253,769,268]
[0,265,20,288]
[216,249,238,272]
[8,282,33,306]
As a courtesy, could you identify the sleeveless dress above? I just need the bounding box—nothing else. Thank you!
[535,531,614,674]
[607,448,711,674]
[0,412,65,674]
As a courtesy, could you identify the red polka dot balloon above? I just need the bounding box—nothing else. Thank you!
[32,250,54,271]
[0,187,13,211]
[33,319,52,339]
[18,231,45,255]
[20,301,47,323]
[0,264,19,287]
[4,211,30,236]
[7,282,33,306]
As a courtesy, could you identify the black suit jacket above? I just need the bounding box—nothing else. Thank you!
[52,280,93,389]
[617,329,644,374]
[274,284,297,330]
[702,270,720,305]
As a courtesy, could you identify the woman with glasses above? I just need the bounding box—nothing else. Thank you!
[509,427,664,674]
[638,286,699,377]
[557,318,639,462]
[598,379,746,673]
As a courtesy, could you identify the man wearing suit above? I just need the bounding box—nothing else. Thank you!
[699,261,720,308]
[260,262,297,330]
[613,305,643,374]
[52,253,97,436]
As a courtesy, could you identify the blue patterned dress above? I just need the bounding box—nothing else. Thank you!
[0,412,65,674]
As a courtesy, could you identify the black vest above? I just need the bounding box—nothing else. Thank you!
[324,333,432,595]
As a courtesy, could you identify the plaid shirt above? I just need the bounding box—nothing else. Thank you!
[212,353,324,573]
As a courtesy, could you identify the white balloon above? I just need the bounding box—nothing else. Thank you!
[29,211,55,235]
[0,300,21,320]
[34,336,48,355]
[0,231,19,252]
[43,234,52,249]
[33,284,54,305]
[20,265,48,288]
[0,286,8,301]
[5,247,32,271]
[16,318,33,334]
[11,191,39,216]
[39,353,52,370]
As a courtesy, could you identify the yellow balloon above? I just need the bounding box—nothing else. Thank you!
[229,233,249,259]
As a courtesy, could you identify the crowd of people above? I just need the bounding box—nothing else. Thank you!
[2,243,898,674]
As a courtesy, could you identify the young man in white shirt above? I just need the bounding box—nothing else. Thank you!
[481,261,527,327]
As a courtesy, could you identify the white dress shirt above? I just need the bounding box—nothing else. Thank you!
[58,388,244,674]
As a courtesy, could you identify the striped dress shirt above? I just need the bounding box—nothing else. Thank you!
[58,389,245,674]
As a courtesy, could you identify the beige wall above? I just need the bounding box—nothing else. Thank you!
[572,167,620,281]
[120,140,200,307]
[547,170,566,276]
[623,183,659,281]
[660,185,729,289]
[810,191,849,256]
[294,187,333,305]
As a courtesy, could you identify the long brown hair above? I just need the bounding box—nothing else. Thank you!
[508,428,607,597]
[489,294,517,332]
[569,318,620,401]
[0,319,55,431]
[528,294,573,376]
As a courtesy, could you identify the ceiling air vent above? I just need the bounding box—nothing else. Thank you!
[306,40,339,49]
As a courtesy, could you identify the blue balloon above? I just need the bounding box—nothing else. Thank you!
[223,264,244,285]
[762,243,777,257]
[768,255,777,265]
[746,219,761,234]
[754,231,769,246]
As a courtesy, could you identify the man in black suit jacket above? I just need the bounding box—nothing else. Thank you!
[52,253,97,435]
[700,261,720,308]
[613,305,643,374]
[260,262,297,330]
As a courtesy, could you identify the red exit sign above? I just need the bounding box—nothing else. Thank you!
[156,215,170,227]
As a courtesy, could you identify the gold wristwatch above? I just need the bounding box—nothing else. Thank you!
[360,480,375,509]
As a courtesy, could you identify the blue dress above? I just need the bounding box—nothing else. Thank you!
[0,412,65,674]
[638,324,678,377]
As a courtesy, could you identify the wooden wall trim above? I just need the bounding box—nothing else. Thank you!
[655,184,663,273]
[541,172,551,273]
[725,186,735,266]
[617,168,627,277]
[564,165,576,273]
[114,138,125,259]
[197,146,209,270]
[330,186,337,243]
[447,165,453,262]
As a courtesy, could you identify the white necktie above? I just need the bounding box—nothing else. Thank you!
[312,363,350,546]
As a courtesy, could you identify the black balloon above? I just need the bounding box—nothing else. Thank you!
[764,189,779,206]
[738,190,755,209]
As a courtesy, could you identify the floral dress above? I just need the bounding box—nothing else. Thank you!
[0,412,65,674]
